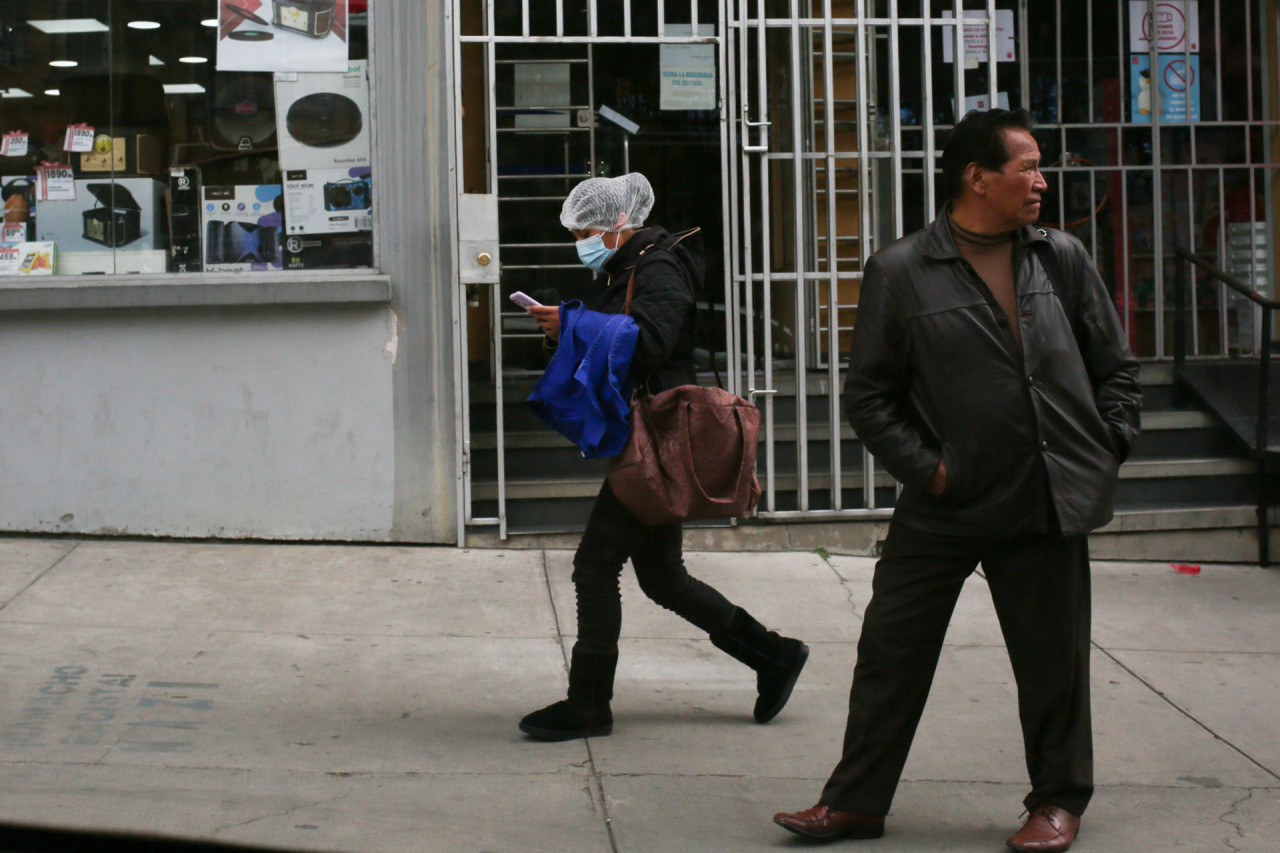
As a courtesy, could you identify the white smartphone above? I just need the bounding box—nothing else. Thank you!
[509,291,541,308]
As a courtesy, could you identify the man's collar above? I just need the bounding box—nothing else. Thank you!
[920,203,1050,260]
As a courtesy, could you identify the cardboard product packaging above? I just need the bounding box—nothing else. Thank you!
[168,167,203,273]
[35,177,167,253]
[274,62,370,172]
[282,231,374,270]
[201,184,285,272]
[0,241,56,275]
[58,250,167,275]
[77,132,163,175]
[2,176,37,243]
[283,166,371,235]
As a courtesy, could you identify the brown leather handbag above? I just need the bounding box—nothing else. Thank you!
[607,383,762,525]
[605,233,762,525]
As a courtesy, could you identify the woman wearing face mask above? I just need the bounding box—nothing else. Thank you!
[520,172,809,741]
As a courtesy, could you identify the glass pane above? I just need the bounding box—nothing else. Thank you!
[1,1,374,279]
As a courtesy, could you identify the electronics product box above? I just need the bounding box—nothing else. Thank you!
[201,184,285,272]
[35,177,166,253]
[274,61,370,172]
[168,167,203,273]
[77,132,163,175]
[282,231,373,270]
[2,175,37,243]
[0,241,56,275]
[282,166,371,235]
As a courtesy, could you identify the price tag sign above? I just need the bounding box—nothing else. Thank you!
[63,123,95,152]
[36,163,76,201]
[1,131,29,157]
[1,223,26,244]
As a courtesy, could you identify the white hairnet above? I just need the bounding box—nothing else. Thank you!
[559,172,654,232]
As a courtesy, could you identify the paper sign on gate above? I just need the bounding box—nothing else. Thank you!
[941,10,1016,68]
[1129,1,1200,53]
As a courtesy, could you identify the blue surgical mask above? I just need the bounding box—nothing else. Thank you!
[576,233,616,273]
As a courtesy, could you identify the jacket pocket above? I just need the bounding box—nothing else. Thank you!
[935,442,968,504]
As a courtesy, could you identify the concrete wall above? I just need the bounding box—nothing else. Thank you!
[0,305,397,539]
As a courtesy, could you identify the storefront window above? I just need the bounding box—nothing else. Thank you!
[0,1,372,279]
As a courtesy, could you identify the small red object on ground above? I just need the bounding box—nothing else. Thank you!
[1172,563,1202,575]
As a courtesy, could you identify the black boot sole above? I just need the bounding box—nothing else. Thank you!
[518,721,613,741]
[755,642,810,723]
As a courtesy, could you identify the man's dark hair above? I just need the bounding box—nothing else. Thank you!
[939,108,1035,202]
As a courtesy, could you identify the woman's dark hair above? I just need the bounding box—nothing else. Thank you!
[939,108,1035,202]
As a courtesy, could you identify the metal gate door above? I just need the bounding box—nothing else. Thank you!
[724,0,1004,520]
[452,0,727,543]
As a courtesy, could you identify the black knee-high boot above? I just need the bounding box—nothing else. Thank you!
[710,607,809,723]
[519,645,617,741]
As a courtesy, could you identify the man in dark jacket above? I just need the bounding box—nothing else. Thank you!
[773,109,1141,852]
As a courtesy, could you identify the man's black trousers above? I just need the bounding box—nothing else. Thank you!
[820,521,1094,817]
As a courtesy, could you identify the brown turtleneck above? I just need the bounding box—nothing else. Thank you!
[950,215,1020,351]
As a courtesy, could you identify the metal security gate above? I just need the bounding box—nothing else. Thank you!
[453,0,1280,541]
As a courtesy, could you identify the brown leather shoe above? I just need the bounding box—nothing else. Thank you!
[1006,803,1081,852]
[773,803,885,841]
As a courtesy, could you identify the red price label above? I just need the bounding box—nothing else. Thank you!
[64,124,95,152]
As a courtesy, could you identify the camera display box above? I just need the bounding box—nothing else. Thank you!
[35,177,166,253]
[0,241,56,275]
[283,166,371,235]
[168,167,203,273]
[201,184,285,272]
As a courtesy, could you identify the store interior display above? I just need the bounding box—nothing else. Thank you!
[0,0,373,278]
[209,74,279,152]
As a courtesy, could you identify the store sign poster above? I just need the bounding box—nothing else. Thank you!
[1129,1,1200,53]
[660,25,717,111]
[1131,54,1200,123]
[941,10,1016,68]
[216,0,349,72]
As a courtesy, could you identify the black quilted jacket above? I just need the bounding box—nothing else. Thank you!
[586,226,699,393]
[844,212,1142,536]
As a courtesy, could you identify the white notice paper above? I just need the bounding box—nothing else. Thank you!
[660,25,717,111]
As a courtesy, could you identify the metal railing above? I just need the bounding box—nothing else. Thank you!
[1173,247,1279,565]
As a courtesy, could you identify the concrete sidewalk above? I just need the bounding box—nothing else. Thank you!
[0,536,1277,852]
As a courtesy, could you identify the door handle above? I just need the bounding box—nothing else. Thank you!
[742,118,771,154]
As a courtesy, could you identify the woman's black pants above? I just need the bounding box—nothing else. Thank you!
[820,521,1094,818]
[571,481,736,652]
